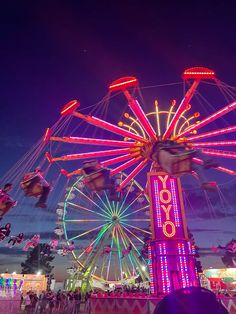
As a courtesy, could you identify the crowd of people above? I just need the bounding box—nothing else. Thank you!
[90,286,149,298]
[21,289,87,314]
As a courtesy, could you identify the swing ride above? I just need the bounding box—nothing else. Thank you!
[0,66,236,294]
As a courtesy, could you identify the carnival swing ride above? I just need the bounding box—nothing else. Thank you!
[1,67,236,293]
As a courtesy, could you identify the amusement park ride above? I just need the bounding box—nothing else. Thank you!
[1,66,236,295]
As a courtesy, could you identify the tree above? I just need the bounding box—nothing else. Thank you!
[21,243,55,275]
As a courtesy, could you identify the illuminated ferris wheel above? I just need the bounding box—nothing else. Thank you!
[56,172,150,287]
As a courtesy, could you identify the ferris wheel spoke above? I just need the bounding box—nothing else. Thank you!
[121,219,150,222]
[184,125,236,142]
[191,140,236,147]
[96,192,113,216]
[117,159,148,191]
[119,191,147,217]
[73,111,147,143]
[176,100,236,139]
[77,225,112,260]
[50,136,139,147]
[119,225,144,259]
[67,201,110,219]
[121,204,149,219]
[106,235,114,281]
[64,219,110,223]
[116,179,135,216]
[201,148,236,159]
[114,226,123,280]
[73,187,111,218]
[121,222,151,236]
[117,225,136,275]
[68,222,110,241]
[51,148,131,162]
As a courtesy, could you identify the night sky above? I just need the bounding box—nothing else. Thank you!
[0,1,236,281]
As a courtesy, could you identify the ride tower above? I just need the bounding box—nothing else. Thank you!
[148,171,199,294]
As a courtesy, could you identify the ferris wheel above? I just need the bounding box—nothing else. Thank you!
[57,172,150,286]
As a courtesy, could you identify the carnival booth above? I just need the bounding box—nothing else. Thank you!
[204,268,236,294]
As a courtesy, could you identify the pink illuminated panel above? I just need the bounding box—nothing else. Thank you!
[149,173,186,240]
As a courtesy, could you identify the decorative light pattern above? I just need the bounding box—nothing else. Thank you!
[148,244,155,294]
[159,243,170,293]
[170,179,180,227]
[149,174,186,239]
[178,242,190,288]
[153,179,162,227]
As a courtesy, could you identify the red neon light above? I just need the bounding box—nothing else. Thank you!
[73,112,147,143]
[117,159,148,191]
[192,140,236,147]
[182,67,215,80]
[52,148,131,161]
[60,169,69,177]
[109,76,138,92]
[163,80,200,139]
[193,157,236,175]
[45,152,53,163]
[176,101,236,139]
[43,128,52,143]
[110,156,142,176]
[50,136,139,147]
[61,100,79,116]
[185,125,236,142]
[124,95,157,140]
[101,154,133,167]
[202,148,236,159]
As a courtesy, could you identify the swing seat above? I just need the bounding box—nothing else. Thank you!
[84,169,111,192]
[20,181,42,197]
[158,149,195,177]
[0,193,17,215]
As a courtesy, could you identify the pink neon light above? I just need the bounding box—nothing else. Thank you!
[110,156,142,176]
[101,154,133,167]
[60,169,69,177]
[50,136,139,147]
[176,101,236,139]
[193,157,236,175]
[43,128,52,143]
[53,148,130,161]
[61,100,79,116]
[73,112,147,143]
[182,67,215,80]
[126,96,157,140]
[109,77,138,91]
[184,125,236,142]
[117,159,148,191]
[202,148,236,159]
[192,140,236,147]
[163,80,200,139]
[45,152,53,163]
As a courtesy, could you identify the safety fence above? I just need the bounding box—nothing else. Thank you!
[90,296,236,314]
